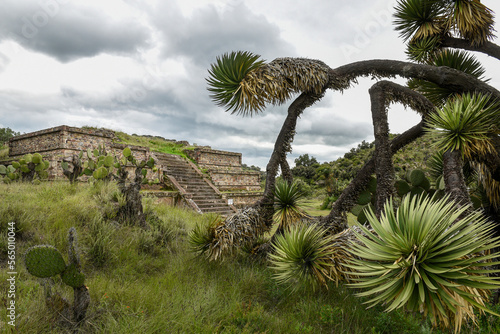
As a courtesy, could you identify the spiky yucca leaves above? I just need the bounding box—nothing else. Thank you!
[207,51,265,115]
[347,195,500,332]
[188,215,221,257]
[426,93,500,160]
[394,0,447,43]
[270,223,345,290]
[450,0,495,46]
[408,49,488,106]
[395,0,495,61]
[197,207,269,261]
[207,51,330,116]
[273,179,310,231]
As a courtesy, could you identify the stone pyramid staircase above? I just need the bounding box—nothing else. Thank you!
[153,153,237,216]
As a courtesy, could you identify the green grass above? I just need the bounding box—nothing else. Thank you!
[114,130,194,159]
[1,182,499,333]
[0,146,8,160]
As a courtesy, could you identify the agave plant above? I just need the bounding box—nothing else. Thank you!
[347,194,500,332]
[206,51,329,116]
[273,179,310,232]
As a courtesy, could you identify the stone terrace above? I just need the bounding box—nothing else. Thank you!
[5,125,262,211]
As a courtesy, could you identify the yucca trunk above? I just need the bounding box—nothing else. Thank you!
[258,91,326,227]
[443,149,472,207]
[370,82,396,216]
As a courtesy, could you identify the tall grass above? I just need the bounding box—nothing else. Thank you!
[114,131,194,158]
[1,182,499,333]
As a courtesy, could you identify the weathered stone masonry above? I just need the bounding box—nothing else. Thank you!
[187,147,261,192]
[7,125,151,180]
[5,125,263,208]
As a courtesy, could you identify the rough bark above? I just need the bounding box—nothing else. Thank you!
[63,155,83,184]
[117,167,147,227]
[369,83,396,216]
[280,158,293,184]
[328,60,500,99]
[443,150,472,207]
[257,90,326,227]
[441,36,500,61]
[73,286,90,324]
[318,83,435,231]
[250,59,499,232]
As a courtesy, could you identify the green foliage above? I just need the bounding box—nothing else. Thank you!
[348,195,500,332]
[61,263,86,288]
[0,127,20,142]
[24,228,86,289]
[5,182,500,333]
[1,153,50,183]
[269,223,335,291]
[273,179,309,230]
[426,93,500,159]
[188,215,220,256]
[207,51,266,115]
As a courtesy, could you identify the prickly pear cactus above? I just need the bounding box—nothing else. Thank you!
[24,228,90,326]
[5,153,50,183]
[24,245,67,278]
[61,263,85,288]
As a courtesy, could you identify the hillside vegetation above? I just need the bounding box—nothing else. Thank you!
[2,181,500,333]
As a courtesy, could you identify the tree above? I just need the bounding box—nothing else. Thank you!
[204,0,500,252]
[291,154,319,182]
[0,127,20,143]
[203,1,500,330]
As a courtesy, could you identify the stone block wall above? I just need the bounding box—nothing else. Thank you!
[222,192,263,208]
[9,125,115,156]
[186,147,261,192]
[209,169,261,191]
[6,126,155,180]
[187,148,241,168]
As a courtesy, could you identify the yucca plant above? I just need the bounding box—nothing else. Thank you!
[206,51,329,116]
[427,92,500,160]
[347,194,500,332]
[269,223,338,291]
[394,0,447,43]
[188,215,221,258]
[394,0,495,61]
[449,0,495,46]
[273,179,310,232]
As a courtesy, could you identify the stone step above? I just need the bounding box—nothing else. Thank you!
[154,152,236,215]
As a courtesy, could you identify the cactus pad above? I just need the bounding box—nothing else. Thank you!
[409,169,425,187]
[61,263,85,288]
[357,190,372,205]
[367,176,377,194]
[32,153,43,164]
[25,245,67,278]
[395,180,411,197]
[123,147,132,158]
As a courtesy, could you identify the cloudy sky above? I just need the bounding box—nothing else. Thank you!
[1,0,500,169]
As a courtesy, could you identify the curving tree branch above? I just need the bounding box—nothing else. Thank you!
[441,36,500,61]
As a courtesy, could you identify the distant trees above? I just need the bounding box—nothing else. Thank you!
[291,154,318,181]
[0,127,20,143]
